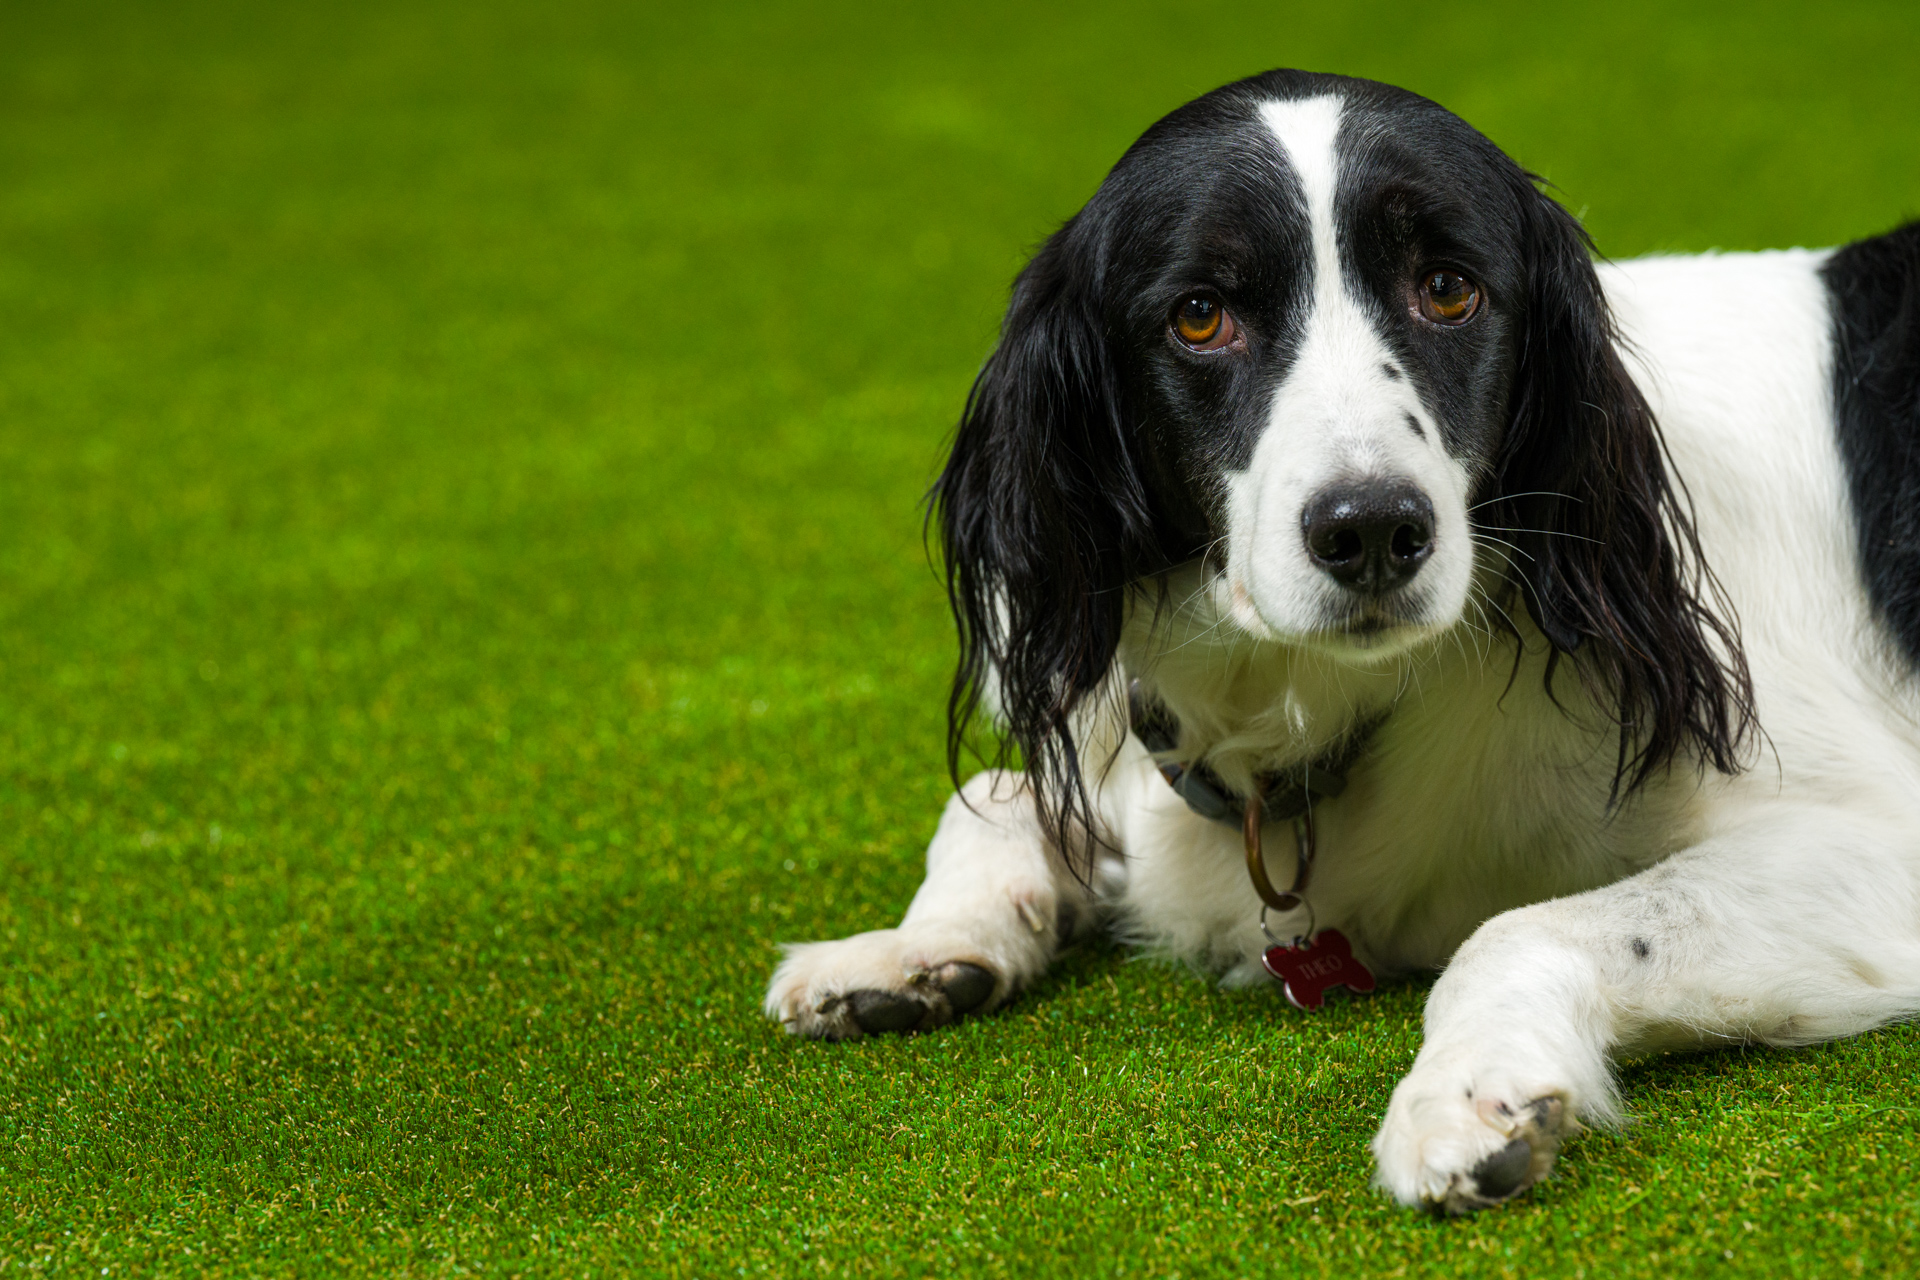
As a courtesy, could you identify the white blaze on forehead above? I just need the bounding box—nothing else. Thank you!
[1255,94,1385,425]
[1258,95,1346,310]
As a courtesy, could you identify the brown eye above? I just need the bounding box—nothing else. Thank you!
[1416,268,1480,325]
[1420,268,1474,326]
[1172,295,1237,350]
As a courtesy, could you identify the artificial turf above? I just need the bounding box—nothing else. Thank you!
[2,0,1919,1275]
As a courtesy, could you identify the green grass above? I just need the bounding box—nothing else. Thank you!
[2,0,1918,1274]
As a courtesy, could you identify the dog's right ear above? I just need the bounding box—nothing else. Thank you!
[932,219,1160,867]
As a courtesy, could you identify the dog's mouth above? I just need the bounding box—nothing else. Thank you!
[1216,569,1446,654]
[1337,613,1395,637]
[1306,598,1447,657]
[1325,619,1405,651]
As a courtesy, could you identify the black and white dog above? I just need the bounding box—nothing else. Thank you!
[764,69,1920,1213]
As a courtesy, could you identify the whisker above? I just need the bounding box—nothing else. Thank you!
[1480,591,1524,641]
[1473,524,1605,546]
[1468,491,1581,513]
[1142,538,1235,655]
[1471,532,1534,565]
[1461,593,1495,650]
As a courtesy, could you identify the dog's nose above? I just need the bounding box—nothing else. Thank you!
[1302,481,1435,594]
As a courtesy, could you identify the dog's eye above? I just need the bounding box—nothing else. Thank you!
[1172,296,1237,351]
[1416,269,1480,325]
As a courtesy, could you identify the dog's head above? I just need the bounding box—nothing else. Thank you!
[935,70,1752,850]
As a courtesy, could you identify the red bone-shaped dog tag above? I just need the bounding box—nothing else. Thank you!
[1262,928,1376,1010]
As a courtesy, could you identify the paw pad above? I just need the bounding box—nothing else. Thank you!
[838,962,1000,1036]
[846,989,925,1033]
[1468,1137,1533,1201]
[936,961,995,1014]
[1422,1096,1571,1215]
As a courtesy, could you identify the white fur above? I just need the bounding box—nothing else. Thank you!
[763,218,1920,1207]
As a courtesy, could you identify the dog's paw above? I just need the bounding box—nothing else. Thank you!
[763,925,1018,1040]
[1371,1065,1581,1214]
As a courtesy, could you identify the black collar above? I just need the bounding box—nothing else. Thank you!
[1127,679,1382,826]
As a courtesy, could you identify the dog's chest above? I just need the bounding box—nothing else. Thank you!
[1123,637,1689,973]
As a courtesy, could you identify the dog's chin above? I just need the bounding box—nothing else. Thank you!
[1218,574,1459,663]
[1301,616,1448,664]
[1239,595,1454,665]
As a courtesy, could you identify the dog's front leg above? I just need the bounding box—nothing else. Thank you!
[764,769,1102,1039]
[1371,802,1920,1213]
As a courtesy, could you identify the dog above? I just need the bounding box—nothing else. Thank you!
[763,68,1920,1213]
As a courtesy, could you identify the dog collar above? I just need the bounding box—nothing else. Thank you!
[1127,678,1382,1010]
[1125,679,1380,827]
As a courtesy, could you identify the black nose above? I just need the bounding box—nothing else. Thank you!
[1302,481,1435,594]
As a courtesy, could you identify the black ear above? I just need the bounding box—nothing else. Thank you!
[1487,179,1755,795]
[931,221,1165,868]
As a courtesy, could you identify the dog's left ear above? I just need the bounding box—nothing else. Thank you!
[1487,177,1756,794]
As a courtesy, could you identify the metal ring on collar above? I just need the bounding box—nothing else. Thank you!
[1244,797,1315,912]
[1259,899,1317,951]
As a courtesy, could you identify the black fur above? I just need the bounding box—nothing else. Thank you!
[933,70,1755,864]
[1824,222,1920,669]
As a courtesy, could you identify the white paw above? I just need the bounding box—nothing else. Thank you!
[763,910,1054,1040]
[1371,1059,1586,1214]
